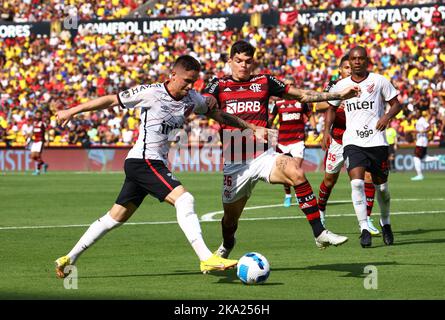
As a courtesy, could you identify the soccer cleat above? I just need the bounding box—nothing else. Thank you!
[380,221,394,245]
[200,254,238,274]
[32,170,40,175]
[55,255,72,278]
[283,196,292,208]
[410,175,424,181]
[367,217,380,236]
[42,163,49,173]
[315,230,348,249]
[360,229,372,248]
[438,155,445,165]
[214,240,235,259]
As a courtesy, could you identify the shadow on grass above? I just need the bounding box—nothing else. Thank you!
[272,261,399,278]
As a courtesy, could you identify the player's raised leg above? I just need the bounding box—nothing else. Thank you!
[270,154,348,249]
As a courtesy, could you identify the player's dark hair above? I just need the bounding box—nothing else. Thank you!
[230,40,256,58]
[173,55,201,72]
[340,54,349,66]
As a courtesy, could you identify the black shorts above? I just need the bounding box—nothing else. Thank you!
[343,145,389,179]
[115,159,182,207]
[414,146,427,159]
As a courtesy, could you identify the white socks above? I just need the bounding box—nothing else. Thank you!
[414,155,440,176]
[175,192,212,261]
[351,179,368,231]
[375,182,391,225]
[67,212,123,264]
[413,156,422,176]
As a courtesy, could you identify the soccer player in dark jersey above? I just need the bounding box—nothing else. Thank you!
[270,77,315,207]
[54,55,259,278]
[29,110,49,175]
[317,55,379,235]
[203,41,361,258]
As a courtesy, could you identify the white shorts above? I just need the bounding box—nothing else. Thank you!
[30,141,43,153]
[222,148,280,203]
[278,141,305,159]
[325,139,344,174]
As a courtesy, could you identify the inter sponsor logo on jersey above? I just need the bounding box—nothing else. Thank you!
[345,100,375,112]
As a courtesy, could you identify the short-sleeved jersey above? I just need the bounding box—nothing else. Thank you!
[325,80,346,145]
[32,120,46,142]
[415,116,429,147]
[203,74,289,161]
[117,83,208,162]
[328,73,398,148]
[272,100,310,145]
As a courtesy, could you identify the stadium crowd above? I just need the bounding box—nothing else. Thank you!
[146,0,438,18]
[0,0,143,22]
[0,1,444,148]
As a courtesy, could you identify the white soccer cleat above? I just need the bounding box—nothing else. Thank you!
[367,217,380,236]
[315,230,348,249]
[410,175,424,181]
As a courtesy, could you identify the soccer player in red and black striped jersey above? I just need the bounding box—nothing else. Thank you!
[203,41,361,257]
[30,110,49,175]
[270,77,316,207]
[317,54,379,236]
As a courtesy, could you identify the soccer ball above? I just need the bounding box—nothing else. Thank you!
[236,252,270,285]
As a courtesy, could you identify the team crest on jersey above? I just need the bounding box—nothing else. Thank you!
[249,83,261,92]
[367,83,375,93]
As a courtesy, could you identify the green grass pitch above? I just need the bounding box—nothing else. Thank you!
[1,171,444,300]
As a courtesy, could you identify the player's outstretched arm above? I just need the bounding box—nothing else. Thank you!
[56,95,119,126]
[376,97,402,131]
[285,85,361,103]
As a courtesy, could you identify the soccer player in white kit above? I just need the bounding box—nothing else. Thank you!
[326,46,402,248]
[411,110,445,181]
[54,55,259,277]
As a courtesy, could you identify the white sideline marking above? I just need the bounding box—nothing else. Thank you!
[1,198,444,231]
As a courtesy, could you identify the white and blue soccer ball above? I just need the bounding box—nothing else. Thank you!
[236,252,270,285]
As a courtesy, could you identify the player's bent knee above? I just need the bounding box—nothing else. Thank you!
[174,192,195,212]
